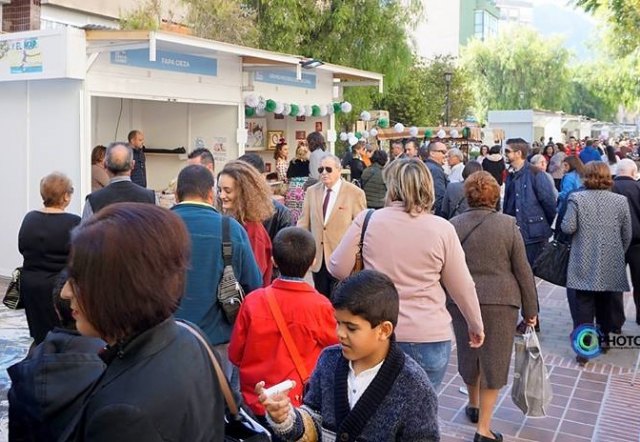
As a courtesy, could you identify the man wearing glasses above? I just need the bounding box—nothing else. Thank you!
[298,155,366,298]
[420,141,449,218]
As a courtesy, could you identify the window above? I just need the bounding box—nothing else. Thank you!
[474,10,484,40]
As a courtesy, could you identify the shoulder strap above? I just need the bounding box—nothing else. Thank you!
[459,212,494,246]
[221,215,232,266]
[175,320,239,416]
[265,288,310,383]
[359,209,374,249]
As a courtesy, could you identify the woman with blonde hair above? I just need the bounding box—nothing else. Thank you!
[285,142,311,224]
[218,160,275,286]
[18,172,81,345]
[329,159,484,389]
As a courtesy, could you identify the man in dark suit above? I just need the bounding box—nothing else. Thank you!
[128,129,147,188]
[612,159,640,324]
[82,142,155,221]
[419,141,449,218]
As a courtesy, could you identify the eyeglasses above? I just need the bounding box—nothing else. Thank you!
[435,150,447,154]
[318,166,333,174]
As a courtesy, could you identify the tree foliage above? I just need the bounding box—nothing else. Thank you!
[573,0,640,56]
[181,0,258,45]
[460,26,572,121]
[376,56,473,127]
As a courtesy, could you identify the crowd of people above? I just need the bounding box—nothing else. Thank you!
[7,129,640,442]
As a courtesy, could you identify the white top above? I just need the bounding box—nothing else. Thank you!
[323,179,343,224]
[601,154,619,176]
[448,162,465,183]
[347,359,384,408]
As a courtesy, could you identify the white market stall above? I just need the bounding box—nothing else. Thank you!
[0,27,383,276]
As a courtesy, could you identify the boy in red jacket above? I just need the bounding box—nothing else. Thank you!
[229,227,338,420]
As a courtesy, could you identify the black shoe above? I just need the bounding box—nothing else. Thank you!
[576,355,588,366]
[474,431,503,442]
[465,406,479,424]
[516,321,527,335]
[534,318,540,333]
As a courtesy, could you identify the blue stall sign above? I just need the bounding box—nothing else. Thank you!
[254,69,316,89]
[110,49,217,76]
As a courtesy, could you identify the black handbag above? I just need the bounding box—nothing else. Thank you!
[176,321,271,442]
[532,239,570,286]
[217,216,245,324]
[3,267,23,310]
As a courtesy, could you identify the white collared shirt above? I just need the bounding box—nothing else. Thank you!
[347,359,384,408]
[448,162,465,183]
[323,179,343,224]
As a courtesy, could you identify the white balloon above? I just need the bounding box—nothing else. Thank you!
[409,126,418,137]
[361,130,370,139]
[450,129,459,138]
[244,94,259,108]
[360,111,371,121]
[339,132,349,141]
[274,102,285,114]
[304,105,313,117]
[256,96,266,110]
[369,128,378,138]
[348,136,358,146]
[341,101,353,113]
[297,106,306,117]
[394,123,405,133]
[319,106,328,117]
[256,107,266,116]
[283,103,291,116]
[437,129,446,138]
[327,104,335,115]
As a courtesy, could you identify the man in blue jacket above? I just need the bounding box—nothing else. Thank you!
[579,139,601,164]
[171,164,262,380]
[504,138,557,266]
[420,141,449,217]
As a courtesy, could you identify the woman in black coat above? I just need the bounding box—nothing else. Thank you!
[60,203,224,441]
[19,172,80,345]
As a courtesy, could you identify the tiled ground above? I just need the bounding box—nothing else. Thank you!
[1,278,639,441]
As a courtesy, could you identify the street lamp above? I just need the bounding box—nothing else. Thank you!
[444,71,453,127]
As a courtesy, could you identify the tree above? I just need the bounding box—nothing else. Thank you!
[460,26,572,121]
[573,0,640,56]
[376,56,473,127]
[182,0,258,45]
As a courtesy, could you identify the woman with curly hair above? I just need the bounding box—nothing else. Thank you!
[274,138,289,183]
[218,160,275,286]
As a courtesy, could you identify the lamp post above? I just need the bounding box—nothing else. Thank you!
[444,71,453,127]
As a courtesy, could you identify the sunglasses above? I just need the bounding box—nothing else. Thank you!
[318,166,333,174]
[435,150,447,154]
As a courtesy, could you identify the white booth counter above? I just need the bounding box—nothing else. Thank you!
[0,28,383,276]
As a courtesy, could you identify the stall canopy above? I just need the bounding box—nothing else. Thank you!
[84,30,383,92]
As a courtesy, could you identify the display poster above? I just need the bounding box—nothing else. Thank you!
[211,137,228,163]
[245,118,266,150]
[0,38,43,74]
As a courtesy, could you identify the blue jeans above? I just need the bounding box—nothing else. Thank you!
[397,340,451,390]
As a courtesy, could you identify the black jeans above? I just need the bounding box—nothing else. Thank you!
[575,290,614,335]
[312,257,338,299]
[627,243,640,322]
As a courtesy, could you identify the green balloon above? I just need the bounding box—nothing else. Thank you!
[378,118,389,128]
[355,131,363,139]
[425,129,433,138]
[462,127,471,139]
[265,99,277,113]
[333,102,342,113]
[312,105,321,117]
[245,106,255,117]
[289,104,299,117]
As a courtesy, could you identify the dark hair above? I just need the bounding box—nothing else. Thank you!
[332,270,399,329]
[272,227,316,278]
[480,145,489,155]
[543,144,555,156]
[506,138,530,157]
[404,139,418,150]
[464,171,500,208]
[188,148,215,168]
[238,153,266,174]
[556,143,565,153]
[177,164,215,201]
[489,145,501,155]
[583,161,613,190]
[52,269,75,330]
[462,161,482,180]
[605,145,617,165]
[371,149,388,167]
[274,140,288,161]
[91,145,106,165]
[563,155,585,176]
[127,130,141,143]
[68,203,190,341]
[418,145,430,161]
[585,139,593,147]
[307,131,325,153]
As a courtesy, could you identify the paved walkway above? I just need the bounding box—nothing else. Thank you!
[1,278,639,441]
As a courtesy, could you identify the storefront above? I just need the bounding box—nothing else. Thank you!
[0,27,382,276]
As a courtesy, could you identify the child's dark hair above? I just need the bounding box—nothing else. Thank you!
[272,227,316,278]
[332,270,399,329]
[52,269,75,330]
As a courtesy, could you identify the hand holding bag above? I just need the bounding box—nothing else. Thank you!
[351,209,374,275]
[532,239,570,287]
[218,216,246,324]
[511,326,553,417]
[2,267,23,310]
[176,321,271,442]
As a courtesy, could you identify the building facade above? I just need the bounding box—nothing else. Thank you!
[494,0,533,27]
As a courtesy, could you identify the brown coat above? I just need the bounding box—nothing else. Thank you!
[297,179,366,273]
[449,208,538,318]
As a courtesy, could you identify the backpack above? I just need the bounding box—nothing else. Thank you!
[217,216,245,324]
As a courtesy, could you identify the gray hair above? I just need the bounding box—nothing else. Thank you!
[617,158,638,177]
[105,142,134,174]
[447,148,463,161]
[321,154,342,170]
[530,154,546,167]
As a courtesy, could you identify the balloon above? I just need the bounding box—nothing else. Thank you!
[245,106,255,117]
[361,130,369,139]
[312,105,321,117]
[333,102,342,113]
[425,129,433,138]
[409,126,418,137]
[327,104,335,115]
[256,107,266,116]
[450,129,459,138]
[274,102,285,114]
[289,104,299,117]
[437,129,446,138]
[283,103,291,116]
[378,118,389,128]
[339,132,349,141]
[319,105,328,117]
[341,101,353,113]
[394,123,405,133]
[348,136,358,146]
[360,111,371,121]
[355,131,363,139]
[265,99,277,113]
[244,94,259,108]
[369,128,378,137]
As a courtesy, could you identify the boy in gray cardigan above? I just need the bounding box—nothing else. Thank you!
[256,270,440,441]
